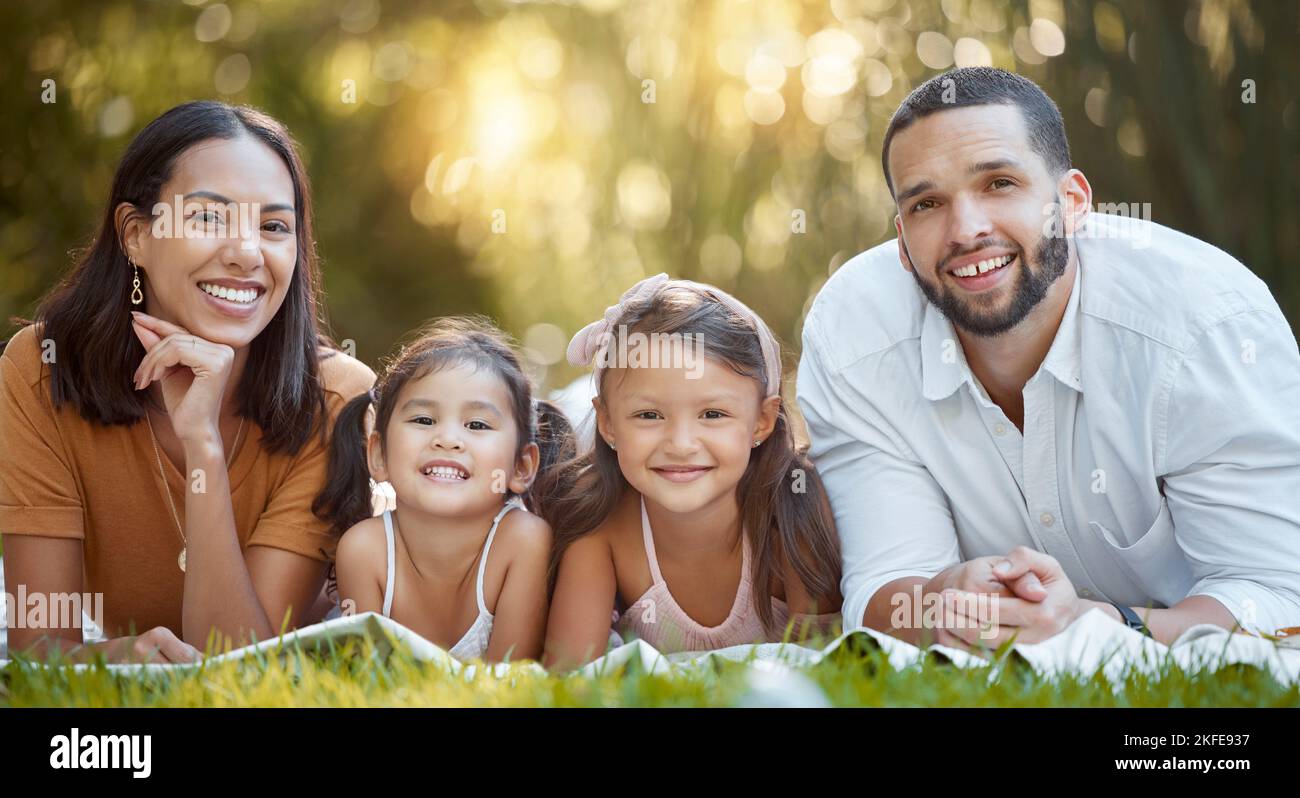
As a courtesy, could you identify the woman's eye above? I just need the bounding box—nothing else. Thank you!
[195,210,224,224]
[262,220,291,233]
[466,420,491,431]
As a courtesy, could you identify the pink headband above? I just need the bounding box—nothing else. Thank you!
[566,272,782,398]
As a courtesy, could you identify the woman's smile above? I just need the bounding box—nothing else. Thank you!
[196,278,268,319]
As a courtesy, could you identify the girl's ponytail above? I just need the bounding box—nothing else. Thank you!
[526,398,576,519]
[311,390,377,538]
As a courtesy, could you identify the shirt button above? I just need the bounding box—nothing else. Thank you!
[1039,512,1055,527]
[993,423,1007,436]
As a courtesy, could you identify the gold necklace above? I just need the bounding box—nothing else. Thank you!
[145,409,244,572]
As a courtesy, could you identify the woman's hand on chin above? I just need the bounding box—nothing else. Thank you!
[130,310,235,448]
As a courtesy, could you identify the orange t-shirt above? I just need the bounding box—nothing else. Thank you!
[0,324,376,637]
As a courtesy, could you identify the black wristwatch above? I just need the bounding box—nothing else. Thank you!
[1111,601,1153,638]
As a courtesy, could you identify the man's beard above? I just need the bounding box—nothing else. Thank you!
[906,212,1069,338]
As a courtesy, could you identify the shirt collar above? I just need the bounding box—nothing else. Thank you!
[1041,261,1084,394]
[920,260,1084,402]
[920,300,972,402]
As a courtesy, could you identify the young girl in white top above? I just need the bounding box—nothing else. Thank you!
[314,317,573,663]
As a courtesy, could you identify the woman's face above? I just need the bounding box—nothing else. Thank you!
[121,134,298,349]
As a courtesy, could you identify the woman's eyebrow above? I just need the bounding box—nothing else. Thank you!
[183,190,295,214]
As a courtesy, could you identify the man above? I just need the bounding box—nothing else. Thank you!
[797,67,1300,649]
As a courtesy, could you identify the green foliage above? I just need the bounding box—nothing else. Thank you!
[2,0,1295,386]
[4,630,1297,707]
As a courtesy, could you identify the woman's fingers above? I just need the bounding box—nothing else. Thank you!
[130,310,190,339]
[131,318,163,351]
[130,627,202,664]
[133,333,232,389]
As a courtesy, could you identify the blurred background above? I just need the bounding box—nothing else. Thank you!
[2,0,1297,392]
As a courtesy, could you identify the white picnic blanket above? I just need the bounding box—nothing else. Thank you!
[4,606,1299,699]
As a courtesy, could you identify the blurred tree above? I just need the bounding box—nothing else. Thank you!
[1,0,1295,391]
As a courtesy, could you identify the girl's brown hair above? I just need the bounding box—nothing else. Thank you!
[313,315,575,539]
[540,283,840,636]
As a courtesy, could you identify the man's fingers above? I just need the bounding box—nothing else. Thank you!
[992,546,1058,586]
[1009,571,1046,600]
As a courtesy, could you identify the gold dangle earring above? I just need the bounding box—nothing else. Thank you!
[130,258,143,305]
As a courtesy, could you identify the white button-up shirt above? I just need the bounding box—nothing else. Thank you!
[797,213,1300,635]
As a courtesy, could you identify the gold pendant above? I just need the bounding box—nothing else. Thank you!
[178,547,187,572]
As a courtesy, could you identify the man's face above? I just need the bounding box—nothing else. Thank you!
[889,104,1069,337]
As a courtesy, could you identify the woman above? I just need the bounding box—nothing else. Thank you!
[0,101,374,662]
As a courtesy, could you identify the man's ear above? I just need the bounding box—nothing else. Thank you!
[366,429,388,483]
[115,202,149,267]
[895,214,914,273]
[1057,168,1092,237]
[753,395,781,446]
[509,442,541,495]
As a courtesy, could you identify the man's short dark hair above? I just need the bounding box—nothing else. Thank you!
[881,67,1071,197]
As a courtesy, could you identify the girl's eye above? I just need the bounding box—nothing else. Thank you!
[702,409,728,420]
[634,410,663,420]
[466,420,491,431]
[195,210,224,224]
[411,416,433,426]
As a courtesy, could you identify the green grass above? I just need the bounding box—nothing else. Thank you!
[3,631,1297,708]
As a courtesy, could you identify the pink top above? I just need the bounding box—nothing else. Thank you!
[613,497,840,653]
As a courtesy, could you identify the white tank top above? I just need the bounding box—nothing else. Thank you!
[381,499,522,661]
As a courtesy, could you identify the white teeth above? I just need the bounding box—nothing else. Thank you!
[422,465,467,480]
[199,282,259,304]
[955,255,1012,278]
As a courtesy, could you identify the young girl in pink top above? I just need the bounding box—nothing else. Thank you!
[542,274,842,668]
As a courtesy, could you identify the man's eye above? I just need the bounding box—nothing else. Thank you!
[990,178,1015,190]
[911,199,936,213]
[466,420,491,431]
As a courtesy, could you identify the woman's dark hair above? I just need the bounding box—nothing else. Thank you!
[541,283,841,636]
[313,315,575,540]
[30,100,332,454]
